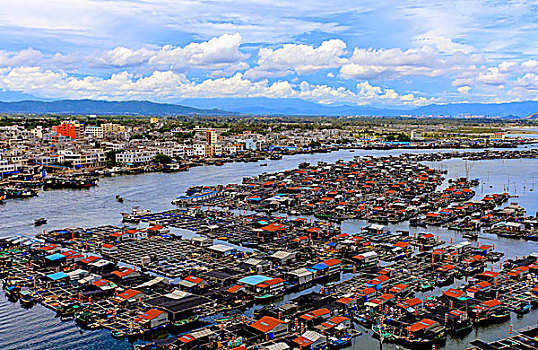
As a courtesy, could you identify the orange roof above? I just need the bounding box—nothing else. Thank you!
[225,285,243,293]
[264,278,284,286]
[294,336,313,347]
[389,284,408,293]
[508,266,529,277]
[112,267,136,278]
[261,223,286,232]
[80,255,100,264]
[443,288,464,298]
[102,243,114,248]
[478,271,499,278]
[437,264,455,272]
[394,241,409,248]
[406,319,437,333]
[321,316,349,328]
[370,293,395,305]
[92,279,113,287]
[184,275,203,284]
[250,316,285,333]
[480,299,501,308]
[323,258,341,267]
[178,334,195,343]
[148,225,164,231]
[361,287,376,295]
[404,298,422,307]
[337,297,355,304]
[300,308,330,320]
[117,289,143,300]
[135,309,167,322]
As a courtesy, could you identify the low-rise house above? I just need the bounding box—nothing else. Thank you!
[249,316,287,339]
[135,309,169,329]
[115,289,144,303]
[111,267,140,280]
[293,331,327,349]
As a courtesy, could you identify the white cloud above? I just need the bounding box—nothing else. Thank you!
[0,48,43,67]
[148,34,246,71]
[95,47,154,67]
[457,85,471,94]
[340,46,482,80]
[514,73,538,89]
[92,34,248,72]
[245,39,347,80]
[413,32,473,54]
[0,66,433,106]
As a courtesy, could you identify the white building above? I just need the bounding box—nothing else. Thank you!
[85,126,104,139]
[115,150,157,165]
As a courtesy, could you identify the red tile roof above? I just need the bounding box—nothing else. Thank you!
[117,289,143,300]
[250,316,285,333]
[184,275,203,284]
[300,308,330,320]
[406,319,437,333]
[135,309,167,322]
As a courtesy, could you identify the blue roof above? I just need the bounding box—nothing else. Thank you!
[311,263,329,270]
[46,253,66,261]
[176,190,217,200]
[47,272,69,281]
[238,275,272,286]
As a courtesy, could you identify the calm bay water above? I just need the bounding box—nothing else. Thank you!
[1,146,538,350]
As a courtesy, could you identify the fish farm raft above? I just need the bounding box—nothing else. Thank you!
[3,151,538,350]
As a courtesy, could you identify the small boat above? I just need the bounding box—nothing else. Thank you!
[419,280,434,291]
[121,206,151,222]
[329,334,353,348]
[514,301,531,315]
[19,290,34,306]
[34,218,47,226]
[111,330,126,339]
[116,195,123,203]
[462,232,478,240]
[5,286,20,300]
[259,163,268,167]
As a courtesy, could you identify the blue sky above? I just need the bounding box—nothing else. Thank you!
[0,0,537,107]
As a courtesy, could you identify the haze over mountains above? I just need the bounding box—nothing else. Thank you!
[0,98,537,118]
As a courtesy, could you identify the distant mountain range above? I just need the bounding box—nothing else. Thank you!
[180,97,538,118]
[0,98,537,118]
[0,99,232,116]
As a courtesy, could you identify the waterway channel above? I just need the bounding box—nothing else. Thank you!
[1,146,538,349]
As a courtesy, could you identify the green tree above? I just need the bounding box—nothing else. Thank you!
[397,133,411,142]
[154,153,172,164]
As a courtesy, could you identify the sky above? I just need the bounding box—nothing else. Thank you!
[0,0,537,108]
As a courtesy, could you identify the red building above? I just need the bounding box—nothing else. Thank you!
[52,122,82,142]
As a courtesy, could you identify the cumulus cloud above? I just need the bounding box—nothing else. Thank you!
[0,66,432,106]
[340,46,482,80]
[0,48,44,67]
[148,33,247,71]
[245,39,347,80]
[92,34,248,72]
[95,47,154,67]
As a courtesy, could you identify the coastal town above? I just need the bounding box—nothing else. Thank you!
[2,116,538,349]
[0,116,535,204]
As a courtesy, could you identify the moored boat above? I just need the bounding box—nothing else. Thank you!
[328,333,353,349]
